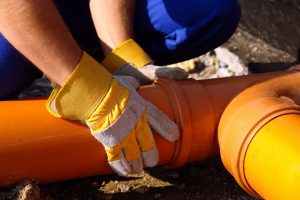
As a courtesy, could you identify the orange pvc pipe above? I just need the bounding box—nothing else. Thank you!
[0,70,296,187]
[245,114,300,200]
[219,69,300,199]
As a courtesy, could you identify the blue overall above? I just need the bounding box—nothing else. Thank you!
[0,0,240,99]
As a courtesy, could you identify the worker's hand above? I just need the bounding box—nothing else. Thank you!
[102,39,188,84]
[46,52,180,176]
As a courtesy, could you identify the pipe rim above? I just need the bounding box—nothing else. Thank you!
[155,78,193,168]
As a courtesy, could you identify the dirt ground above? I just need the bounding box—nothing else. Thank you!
[0,26,298,200]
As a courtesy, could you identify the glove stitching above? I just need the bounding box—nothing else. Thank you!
[82,76,112,121]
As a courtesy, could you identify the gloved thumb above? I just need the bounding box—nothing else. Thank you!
[140,65,188,81]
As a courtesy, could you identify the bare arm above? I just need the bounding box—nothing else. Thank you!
[89,0,136,55]
[0,0,82,86]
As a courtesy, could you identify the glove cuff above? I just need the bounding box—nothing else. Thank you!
[46,52,112,120]
[102,39,152,73]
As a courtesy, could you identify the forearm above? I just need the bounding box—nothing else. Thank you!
[0,0,82,85]
[89,0,136,55]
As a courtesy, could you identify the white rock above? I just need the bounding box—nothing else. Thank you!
[214,47,248,76]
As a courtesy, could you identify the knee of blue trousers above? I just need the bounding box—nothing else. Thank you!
[134,0,241,65]
[0,35,42,100]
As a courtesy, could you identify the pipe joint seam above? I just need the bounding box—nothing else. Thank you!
[155,78,193,168]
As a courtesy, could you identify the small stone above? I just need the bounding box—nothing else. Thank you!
[154,193,162,198]
[251,47,258,52]
[135,186,149,194]
[117,184,130,193]
[17,182,40,200]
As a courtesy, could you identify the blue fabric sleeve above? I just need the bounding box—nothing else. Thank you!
[134,0,241,64]
[0,35,42,99]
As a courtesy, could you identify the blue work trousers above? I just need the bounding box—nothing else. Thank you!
[0,0,240,99]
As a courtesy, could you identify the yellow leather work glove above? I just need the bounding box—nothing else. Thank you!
[46,52,180,176]
[101,39,188,84]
